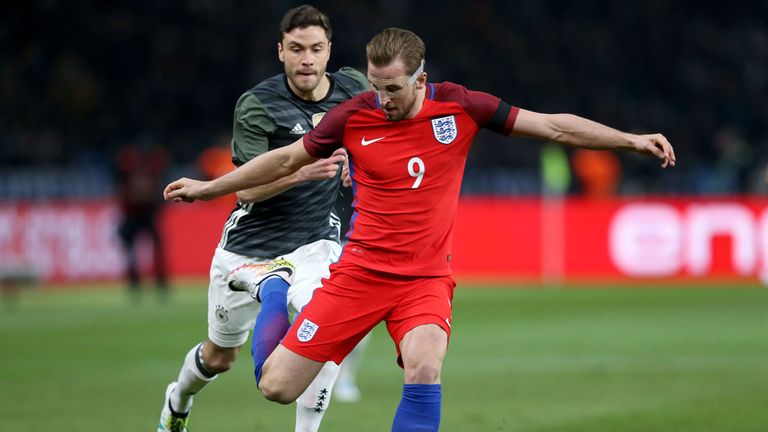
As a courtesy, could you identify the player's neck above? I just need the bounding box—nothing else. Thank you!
[290,74,331,102]
[404,87,427,120]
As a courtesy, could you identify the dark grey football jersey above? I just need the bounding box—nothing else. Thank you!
[220,67,368,257]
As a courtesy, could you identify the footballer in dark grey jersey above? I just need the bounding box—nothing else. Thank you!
[221,66,367,258]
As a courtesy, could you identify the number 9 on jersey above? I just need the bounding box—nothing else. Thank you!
[408,157,425,189]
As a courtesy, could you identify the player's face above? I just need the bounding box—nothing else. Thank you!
[367,60,425,122]
[278,26,331,95]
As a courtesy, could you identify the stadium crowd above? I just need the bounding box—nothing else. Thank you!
[2,1,766,197]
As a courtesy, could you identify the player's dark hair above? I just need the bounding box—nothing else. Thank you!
[279,5,332,41]
[366,28,425,75]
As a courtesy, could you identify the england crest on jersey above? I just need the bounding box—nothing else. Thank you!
[297,318,319,342]
[431,115,457,144]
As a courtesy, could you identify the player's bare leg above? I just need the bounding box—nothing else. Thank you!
[249,305,343,432]
[259,344,326,404]
[201,341,240,372]
[400,324,447,384]
[391,324,447,432]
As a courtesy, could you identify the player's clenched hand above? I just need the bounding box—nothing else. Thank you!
[630,133,676,168]
[297,148,347,182]
[163,177,211,203]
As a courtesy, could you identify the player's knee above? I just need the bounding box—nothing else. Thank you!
[205,358,234,374]
[203,346,239,374]
[259,379,296,405]
[404,360,442,384]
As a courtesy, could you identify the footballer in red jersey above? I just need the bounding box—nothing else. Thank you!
[280,81,520,365]
[164,27,675,431]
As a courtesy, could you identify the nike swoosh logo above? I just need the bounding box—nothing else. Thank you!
[361,136,386,146]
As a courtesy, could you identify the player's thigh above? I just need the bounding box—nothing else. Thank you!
[283,239,341,316]
[260,344,326,403]
[386,275,455,367]
[207,247,263,348]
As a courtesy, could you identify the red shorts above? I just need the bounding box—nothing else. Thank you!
[281,261,455,366]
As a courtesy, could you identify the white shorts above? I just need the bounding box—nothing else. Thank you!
[207,239,341,347]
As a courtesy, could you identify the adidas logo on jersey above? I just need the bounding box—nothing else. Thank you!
[290,122,307,135]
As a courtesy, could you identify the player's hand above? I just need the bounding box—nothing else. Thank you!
[630,133,676,168]
[297,148,347,182]
[339,147,352,187]
[342,163,351,188]
[163,177,210,203]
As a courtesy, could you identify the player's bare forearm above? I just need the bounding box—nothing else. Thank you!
[545,114,634,149]
[202,147,299,199]
[512,109,676,168]
[513,110,632,149]
[164,139,315,203]
[236,148,346,204]
[236,173,303,204]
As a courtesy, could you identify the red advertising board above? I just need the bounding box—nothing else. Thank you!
[1,197,766,284]
[0,201,125,281]
[453,197,768,283]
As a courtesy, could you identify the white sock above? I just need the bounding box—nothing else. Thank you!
[171,343,217,413]
[294,361,341,432]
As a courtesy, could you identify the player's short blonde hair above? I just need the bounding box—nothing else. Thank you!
[366,28,425,75]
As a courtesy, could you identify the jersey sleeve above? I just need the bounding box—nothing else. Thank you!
[303,98,356,159]
[436,82,519,136]
[231,93,276,166]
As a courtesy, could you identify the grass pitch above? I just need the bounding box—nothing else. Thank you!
[1,283,766,431]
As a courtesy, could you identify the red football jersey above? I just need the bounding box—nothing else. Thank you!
[304,82,519,276]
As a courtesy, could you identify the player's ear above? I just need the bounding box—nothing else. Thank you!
[415,72,427,90]
[278,42,285,63]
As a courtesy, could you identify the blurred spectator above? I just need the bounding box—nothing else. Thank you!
[572,149,621,199]
[197,133,234,180]
[115,142,169,302]
[197,133,237,205]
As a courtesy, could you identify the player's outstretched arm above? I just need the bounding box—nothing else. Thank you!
[511,109,676,168]
[237,148,347,203]
[163,138,316,203]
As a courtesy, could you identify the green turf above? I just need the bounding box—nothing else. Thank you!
[1,284,767,431]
